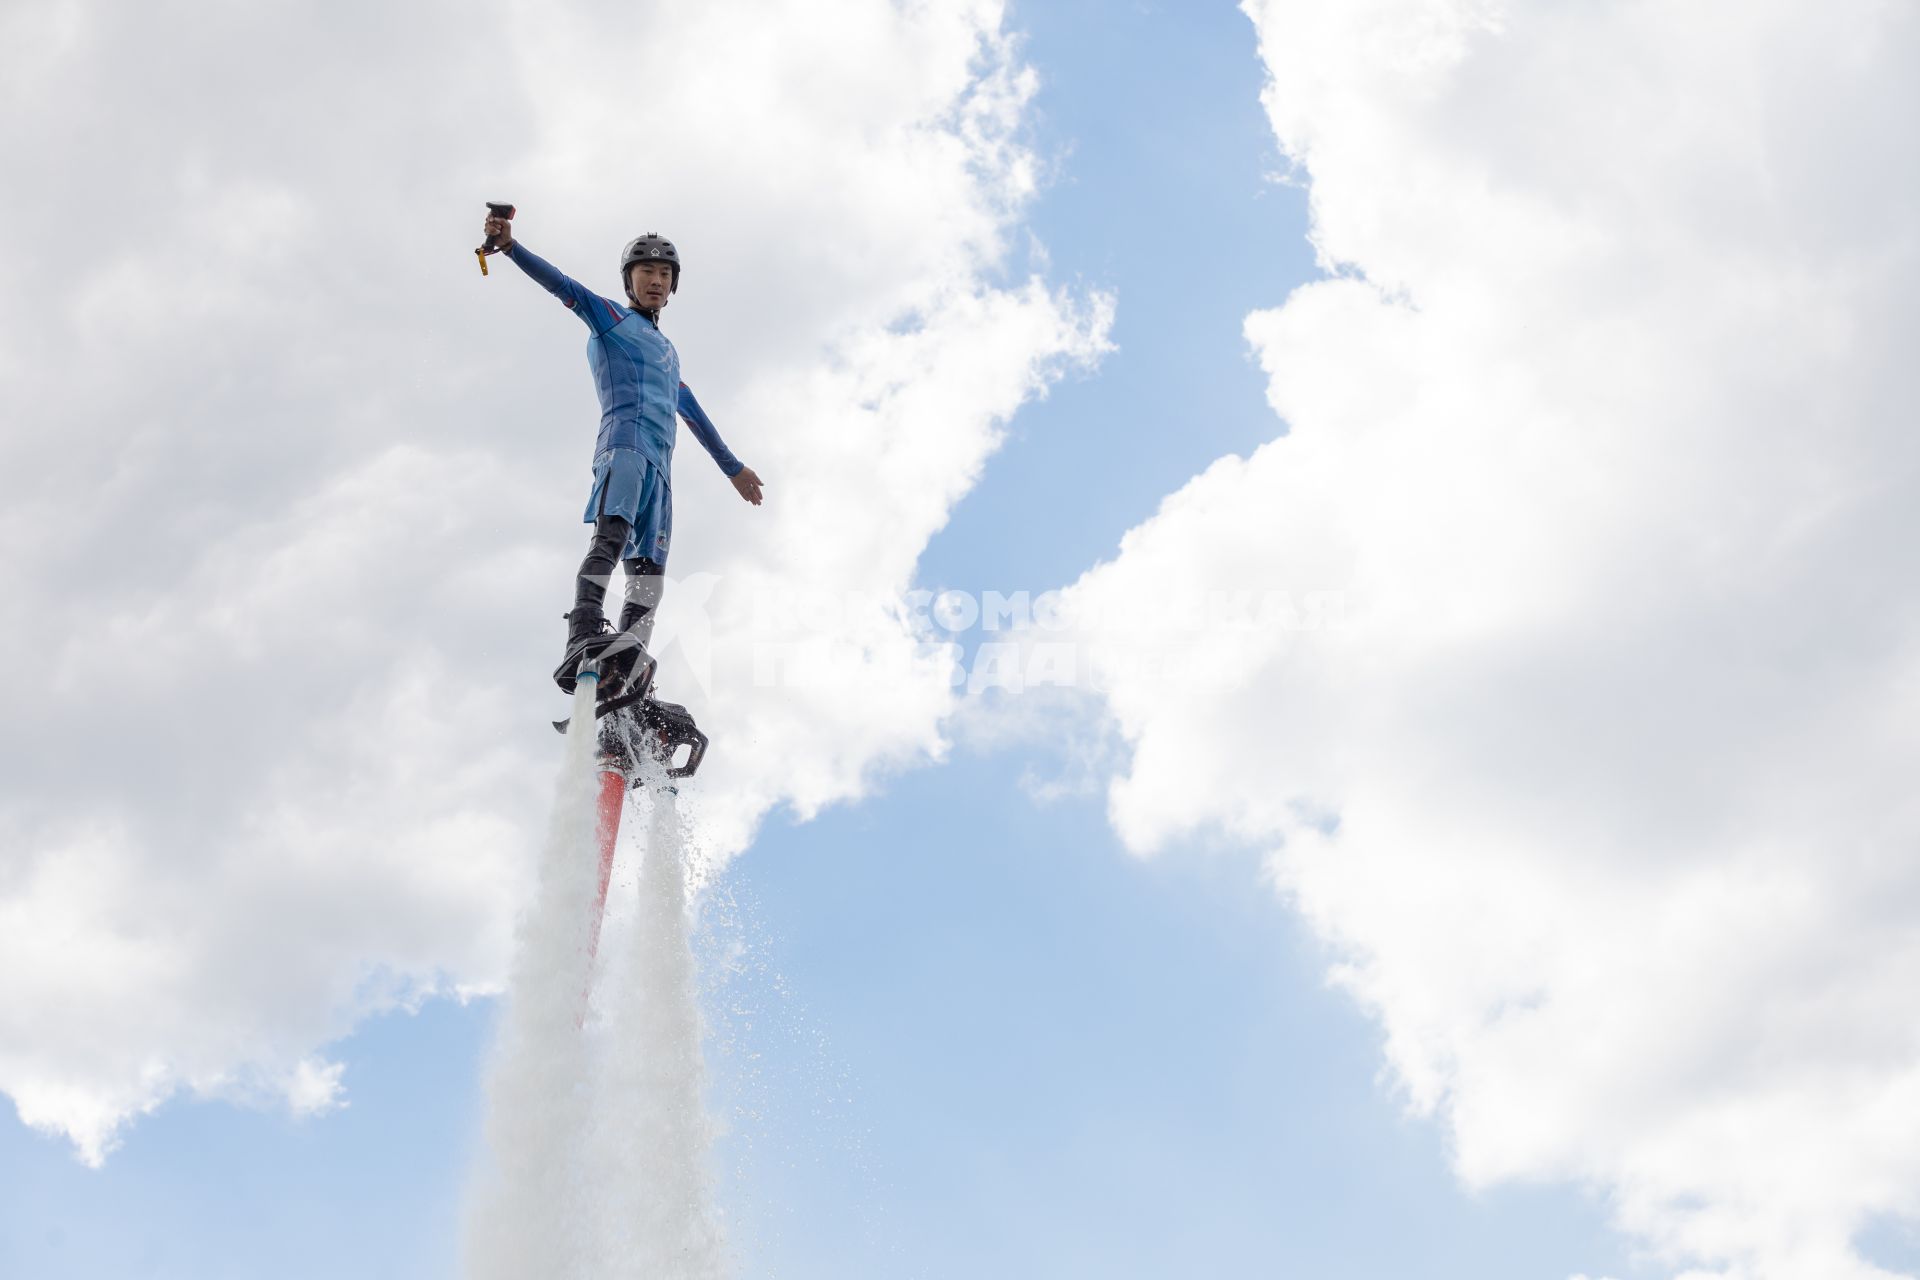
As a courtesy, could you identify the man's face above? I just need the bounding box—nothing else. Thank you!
[628,260,674,310]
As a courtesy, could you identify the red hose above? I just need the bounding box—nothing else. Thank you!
[585,767,626,964]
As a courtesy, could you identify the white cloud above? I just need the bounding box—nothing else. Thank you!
[0,0,1107,1160]
[1044,1,1920,1276]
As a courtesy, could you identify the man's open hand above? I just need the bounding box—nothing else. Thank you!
[732,466,764,506]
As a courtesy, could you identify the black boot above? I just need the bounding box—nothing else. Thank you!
[598,607,657,698]
[553,605,614,694]
[615,600,656,649]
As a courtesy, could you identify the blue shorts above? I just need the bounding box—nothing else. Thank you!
[583,447,672,566]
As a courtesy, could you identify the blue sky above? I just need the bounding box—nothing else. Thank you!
[0,5,1644,1278]
[6,1,1918,1278]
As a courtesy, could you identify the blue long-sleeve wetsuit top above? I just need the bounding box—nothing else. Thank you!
[503,241,744,482]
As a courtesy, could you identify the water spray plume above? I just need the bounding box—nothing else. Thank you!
[464,678,727,1278]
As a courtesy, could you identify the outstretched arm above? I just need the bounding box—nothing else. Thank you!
[679,383,763,505]
[504,243,630,334]
[483,213,626,334]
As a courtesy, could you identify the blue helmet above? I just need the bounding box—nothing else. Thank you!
[620,233,680,301]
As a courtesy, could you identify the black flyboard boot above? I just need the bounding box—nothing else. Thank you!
[594,627,656,699]
[554,606,618,695]
[596,596,659,698]
[555,606,659,694]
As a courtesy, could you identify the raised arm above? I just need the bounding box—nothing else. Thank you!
[500,239,628,335]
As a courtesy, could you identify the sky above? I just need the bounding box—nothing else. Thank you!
[3,1,1919,1278]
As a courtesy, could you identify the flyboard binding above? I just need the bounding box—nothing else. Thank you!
[553,645,709,782]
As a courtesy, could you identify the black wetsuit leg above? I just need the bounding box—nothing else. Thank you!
[574,516,633,615]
